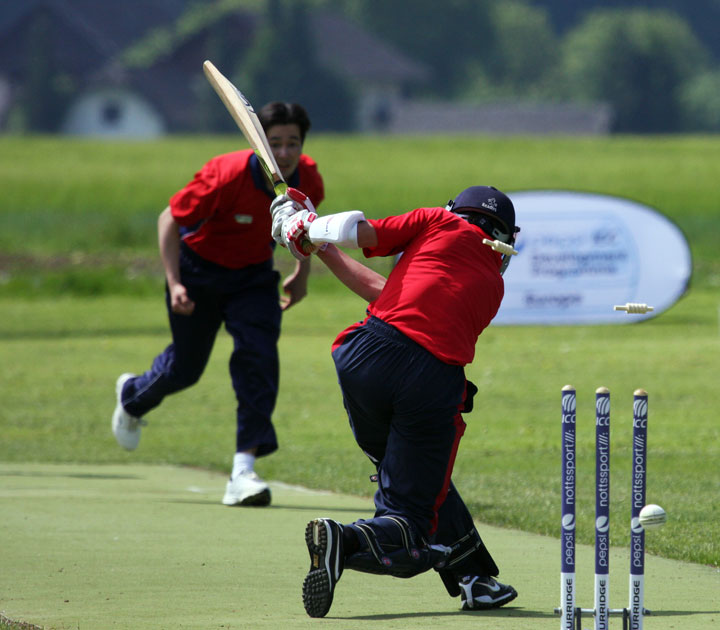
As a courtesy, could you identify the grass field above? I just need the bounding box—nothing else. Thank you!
[1,134,718,624]
[1,135,719,284]
[2,463,717,630]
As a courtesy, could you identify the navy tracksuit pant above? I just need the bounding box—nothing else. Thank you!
[332,316,478,549]
[121,244,282,456]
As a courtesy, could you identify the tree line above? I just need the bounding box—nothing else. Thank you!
[316,0,720,132]
[12,0,720,133]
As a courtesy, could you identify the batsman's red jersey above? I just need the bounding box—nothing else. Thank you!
[344,207,504,366]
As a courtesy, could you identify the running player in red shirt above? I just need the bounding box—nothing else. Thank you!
[111,102,324,507]
[273,186,519,616]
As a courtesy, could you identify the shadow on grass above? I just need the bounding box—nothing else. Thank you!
[342,607,720,621]
[0,470,142,480]
[341,605,555,620]
[649,610,720,617]
[161,498,373,515]
[0,326,168,341]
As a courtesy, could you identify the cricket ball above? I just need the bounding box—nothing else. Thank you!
[639,504,667,530]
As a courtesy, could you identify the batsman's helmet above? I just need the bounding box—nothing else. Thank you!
[446,185,520,275]
[446,186,518,244]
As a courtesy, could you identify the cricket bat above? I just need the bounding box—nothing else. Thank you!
[203,60,315,254]
[202,60,287,197]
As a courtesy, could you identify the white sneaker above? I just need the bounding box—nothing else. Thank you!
[112,373,146,451]
[222,471,271,506]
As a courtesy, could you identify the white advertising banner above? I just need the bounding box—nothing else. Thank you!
[494,191,692,325]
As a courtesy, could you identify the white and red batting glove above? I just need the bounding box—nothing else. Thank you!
[270,187,316,246]
[282,209,318,260]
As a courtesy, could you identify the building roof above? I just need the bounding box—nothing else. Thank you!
[0,0,430,132]
[311,10,429,85]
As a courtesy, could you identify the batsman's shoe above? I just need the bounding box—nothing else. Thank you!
[222,471,271,506]
[112,373,147,451]
[302,518,344,618]
[459,575,518,610]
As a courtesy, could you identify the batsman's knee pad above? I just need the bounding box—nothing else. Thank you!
[344,516,451,579]
[435,527,499,597]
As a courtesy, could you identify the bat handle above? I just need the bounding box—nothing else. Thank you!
[300,239,318,256]
[273,181,288,197]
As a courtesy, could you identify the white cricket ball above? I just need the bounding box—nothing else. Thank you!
[639,504,667,530]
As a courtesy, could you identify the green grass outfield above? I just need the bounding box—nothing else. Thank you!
[1,135,719,283]
[1,134,719,627]
[1,287,718,567]
[1,463,718,630]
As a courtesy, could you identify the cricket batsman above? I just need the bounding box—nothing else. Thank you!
[270,185,520,616]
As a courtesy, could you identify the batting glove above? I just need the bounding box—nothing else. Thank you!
[271,198,296,244]
[283,210,318,260]
[287,187,316,213]
[270,188,316,245]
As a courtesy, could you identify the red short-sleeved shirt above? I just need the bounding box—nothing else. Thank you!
[336,207,504,366]
[169,149,324,269]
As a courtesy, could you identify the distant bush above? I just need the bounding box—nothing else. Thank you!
[679,70,720,131]
[561,8,710,132]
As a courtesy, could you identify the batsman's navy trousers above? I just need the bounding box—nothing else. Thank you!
[121,244,282,456]
[332,316,474,545]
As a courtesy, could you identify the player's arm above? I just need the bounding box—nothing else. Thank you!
[280,209,377,250]
[158,206,195,315]
[356,221,378,249]
[316,243,385,302]
[279,209,383,300]
[280,257,311,310]
[275,205,384,300]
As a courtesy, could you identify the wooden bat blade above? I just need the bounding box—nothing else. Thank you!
[202,60,286,196]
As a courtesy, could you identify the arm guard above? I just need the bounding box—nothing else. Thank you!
[307,211,366,248]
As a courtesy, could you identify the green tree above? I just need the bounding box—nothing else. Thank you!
[240,0,355,131]
[463,0,560,101]
[527,0,720,61]
[561,9,708,132]
[679,70,720,131]
[340,0,494,98]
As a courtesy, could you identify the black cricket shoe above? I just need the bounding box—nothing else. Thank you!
[302,518,344,618]
[459,575,518,610]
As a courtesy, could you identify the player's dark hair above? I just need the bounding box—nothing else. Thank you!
[258,102,311,143]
